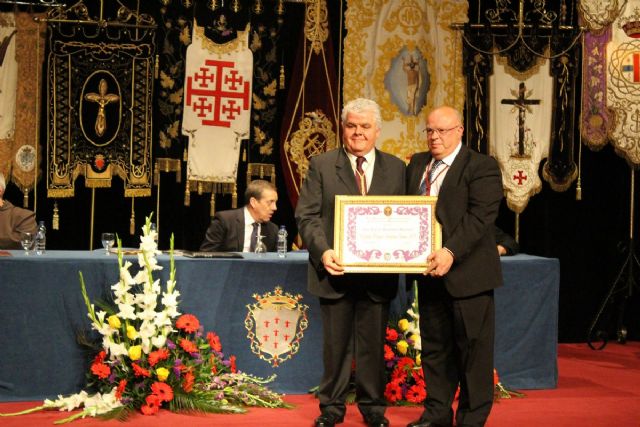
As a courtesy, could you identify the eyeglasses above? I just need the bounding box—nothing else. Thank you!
[423,126,460,136]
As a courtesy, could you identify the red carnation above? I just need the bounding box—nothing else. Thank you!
[397,356,415,371]
[383,344,395,361]
[406,384,427,404]
[176,314,200,333]
[90,362,111,379]
[385,327,399,342]
[391,366,407,382]
[115,379,127,400]
[230,355,237,373]
[182,371,195,393]
[179,338,198,353]
[206,332,222,352]
[151,381,174,402]
[141,394,161,415]
[493,368,500,385]
[132,362,151,378]
[93,350,106,364]
[148,348,169,367]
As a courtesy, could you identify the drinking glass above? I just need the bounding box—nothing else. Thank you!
[20,232,34,255]
[101,232,115,255]
[254,235,267,257]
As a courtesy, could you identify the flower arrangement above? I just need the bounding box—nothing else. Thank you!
[383,284,520,405]
[383,285,425,405]
[1,216,288,423]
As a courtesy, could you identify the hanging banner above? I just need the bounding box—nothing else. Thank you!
[489,56,553,213]
[0,13,17,179]
[343,0,466,163]
[280,0,339,209]
[182,22,252,184]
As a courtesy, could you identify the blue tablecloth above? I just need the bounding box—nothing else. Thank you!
[0,251,558,401]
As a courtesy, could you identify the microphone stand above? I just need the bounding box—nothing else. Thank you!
[587,168,639,350]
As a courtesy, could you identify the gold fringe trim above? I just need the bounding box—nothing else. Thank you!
[130,198,135,235]
[52,201,59,230]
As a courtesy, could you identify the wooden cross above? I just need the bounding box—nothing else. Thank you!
[501,82,540,156]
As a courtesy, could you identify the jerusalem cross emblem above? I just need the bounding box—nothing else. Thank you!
[245,286,309,367]
[184,59,251,128]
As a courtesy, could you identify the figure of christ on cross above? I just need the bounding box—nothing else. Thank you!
[501,81,540,156]
[84,79,120,137]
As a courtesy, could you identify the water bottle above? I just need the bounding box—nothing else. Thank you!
[35,221,46,255]
[277,225,288,258]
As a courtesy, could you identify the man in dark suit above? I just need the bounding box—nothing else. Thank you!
[0,172,38,250]
[296,98,406,427]
[495,225,519,256]
[200,179,279,252]
[406,106,503,427]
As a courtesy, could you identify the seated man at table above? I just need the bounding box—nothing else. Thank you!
[200,179,279,252]
[0,172,38,249]
[495,225,519,256]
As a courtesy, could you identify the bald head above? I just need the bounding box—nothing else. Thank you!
[425,106,464,160]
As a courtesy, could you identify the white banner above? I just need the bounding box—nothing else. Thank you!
[489,57,553,213]
[0,13,17,144]
[182,23,252,183]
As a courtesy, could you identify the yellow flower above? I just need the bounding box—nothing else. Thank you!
[409,333,420,346]
[128,345,142,361]
[156,367,169,381]
[126,325,138,340]
[398,318,410,332]
[416,353,421,366]
[397,340,408,355]
[107,315,121,329]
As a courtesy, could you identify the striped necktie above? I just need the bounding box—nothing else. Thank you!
[355,156,367,195]
[420,159,444,195]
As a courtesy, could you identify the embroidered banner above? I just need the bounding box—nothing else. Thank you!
[343,0,466,163]
[0,13,17,180]
[280,0,339,209]
[46,7,156,198]
[489,57,553,213]
[182,22,252,184]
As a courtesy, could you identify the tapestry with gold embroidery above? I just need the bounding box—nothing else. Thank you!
[343,0,466,163]
[280,0,339,209]
[45,2,156,199]
[581,0,640,166]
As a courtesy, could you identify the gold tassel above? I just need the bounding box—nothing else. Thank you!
[184,185,191,206]
[183,148,188,162]
[52,201,60,230]
[279,64,285,89]
[210,192,216,217]
[575,178,582,201]
[243,144,247,162]
[130,198,136,235]
[232,184,237,208]
[23,189,29,208]
[154,54,159,79]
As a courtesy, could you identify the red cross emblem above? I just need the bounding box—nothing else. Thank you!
[185,59,250,128]
[513,170,528,185]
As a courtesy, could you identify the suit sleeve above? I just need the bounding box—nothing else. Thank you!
[495,225,519,255]
[295,156,330,270]
[199,213,227,251]
[444,155,503,262]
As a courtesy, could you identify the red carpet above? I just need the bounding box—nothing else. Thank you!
[1,342,638,426]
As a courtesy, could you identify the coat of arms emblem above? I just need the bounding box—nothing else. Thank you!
[245,286,309,367]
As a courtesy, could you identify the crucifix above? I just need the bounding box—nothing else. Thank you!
[501,82,540,156]
[84,79,120,137]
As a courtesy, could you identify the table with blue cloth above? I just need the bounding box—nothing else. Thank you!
[0,251,558,401]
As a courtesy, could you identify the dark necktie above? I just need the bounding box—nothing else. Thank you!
[249,222,259,252]
[355,156,367,195]
[420,159,444,195]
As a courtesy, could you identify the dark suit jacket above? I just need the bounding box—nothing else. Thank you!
[199,207,278,252]
[295,148,406,301]
[407,146,504,297]
[0,200,38,250]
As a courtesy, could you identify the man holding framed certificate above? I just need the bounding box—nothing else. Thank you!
[296,98,406,427]
[406,106,503,427]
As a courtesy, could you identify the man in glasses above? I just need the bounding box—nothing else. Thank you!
[406,106,504,427]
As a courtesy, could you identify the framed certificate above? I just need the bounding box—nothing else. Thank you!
[334,195,441,273]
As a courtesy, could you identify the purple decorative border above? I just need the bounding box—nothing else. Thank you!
[345,205,431,262]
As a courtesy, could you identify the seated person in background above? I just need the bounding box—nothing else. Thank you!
[0,172,38,249]
[495,225,519,256]
[200,179,279,252]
